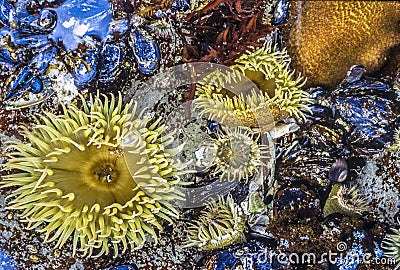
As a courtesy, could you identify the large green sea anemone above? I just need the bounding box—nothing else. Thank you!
[1,93,186,257]
[193,41,310,129]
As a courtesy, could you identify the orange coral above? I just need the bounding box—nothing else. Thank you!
[284,1,400,88]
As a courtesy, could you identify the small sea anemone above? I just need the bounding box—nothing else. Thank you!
[184,194,245,251]
[390,128,400,151]
[199,127,270,182]
[1,92,186,257]
[194,79,275,130]
[193,41,310,129]
[383,226,400,269]
[323,184,371,218]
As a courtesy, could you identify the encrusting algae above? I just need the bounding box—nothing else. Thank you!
[1,92,187,257]
[285,1,400,87]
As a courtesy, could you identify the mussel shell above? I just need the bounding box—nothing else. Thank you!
[276,187,308,211]
[332,78,391,96]
[197,240,284,270]
[110,265,138,270]
[104,19,130,43]
[5,66,35,100]
[2,65,53,109]
[276,132,340,188]
[49,0,113,52]
[99,42,126,83]
[335,95,399,127]
[72,36,100,87]
[0,46,17,74]
[19,9,57,34]
[306,87,330,100]
[171,0,190,12]
[274,184,320,217]
[0,0,17,27]
[302,104,334,121]
[207,120,220,133]
[272,0,289,26]
[12,33,50,51]
[21,0,65,14]
[0,47,16,64]
[344,65,366,84]
[30,46,57,74]
[277,154,334,187]
[4,66,47,102]
[328,159,348,182]
[349,126,394,154]
[229,179,249,205]
[130,29,160,75]
[331,77,400,154]
[307,121,345,151]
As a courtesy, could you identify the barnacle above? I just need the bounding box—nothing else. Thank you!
[383,225,400,269]
[1,92,186,257]
[323,184,371,218]
[200,127,269,182]
[193,41,310,129]
[184,194,245,251]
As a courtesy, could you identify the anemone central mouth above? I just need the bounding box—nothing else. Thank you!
[93,164,117,184]
[218,141,233,161]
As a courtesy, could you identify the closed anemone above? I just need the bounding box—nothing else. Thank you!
[1,92,187,257]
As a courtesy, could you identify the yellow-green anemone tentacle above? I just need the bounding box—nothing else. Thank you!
[1,92,187,257]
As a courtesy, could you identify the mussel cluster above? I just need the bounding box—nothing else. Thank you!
[0,0,171,108]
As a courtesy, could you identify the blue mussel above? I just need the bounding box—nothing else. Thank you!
[0,0,161,108]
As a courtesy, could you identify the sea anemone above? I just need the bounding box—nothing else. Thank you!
[184,194,245,251]
[1,92,186,257]
[390,128,400,151]
[323,184,371,218]
[383,226,400,269]
[199,127,270,182]
[193,41,310,129]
